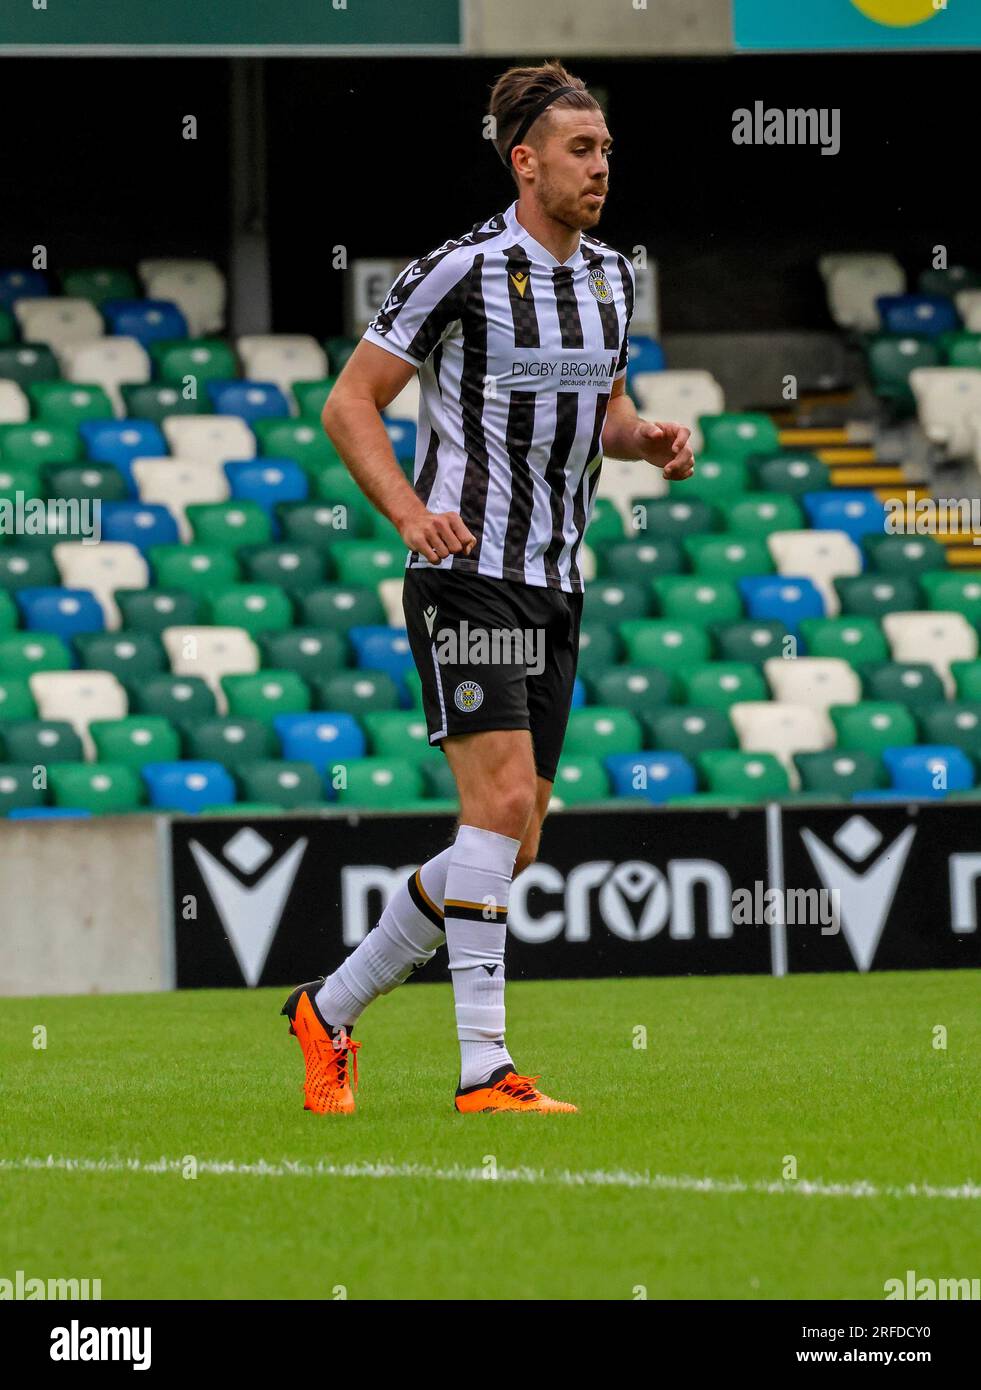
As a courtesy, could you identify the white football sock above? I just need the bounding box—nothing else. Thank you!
[443,823,520,1088]
[316,845,451,1029]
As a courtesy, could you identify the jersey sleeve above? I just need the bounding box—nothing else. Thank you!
[362,247,472,368]
[614,256,637,382]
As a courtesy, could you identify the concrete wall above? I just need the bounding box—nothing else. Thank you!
[465,0,732,56]
[0,818,171,997]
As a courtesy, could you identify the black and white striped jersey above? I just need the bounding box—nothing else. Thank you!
[363,200,635,593]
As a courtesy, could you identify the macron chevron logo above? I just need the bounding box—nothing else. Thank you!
[190,829,308,987]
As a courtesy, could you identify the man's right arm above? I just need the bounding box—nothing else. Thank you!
[321,340,475,565]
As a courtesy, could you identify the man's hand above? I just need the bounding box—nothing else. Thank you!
[399,509,476,563]
[634,419,695,481]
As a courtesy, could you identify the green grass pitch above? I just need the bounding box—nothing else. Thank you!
[1,971,978,1300]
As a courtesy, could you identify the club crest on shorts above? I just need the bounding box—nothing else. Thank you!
[587,267,612,303]
[454,680,484,713]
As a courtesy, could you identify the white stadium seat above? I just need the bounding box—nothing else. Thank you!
[237,335,328,407]
[60,337,151,417]
[600,456,668,526]
[385,376,421,424]
[377,577,405,629]
[53,541,149,630]
[630,370,725,452]
[139,260,226,337]
[161,626,259,714]
[729,701,833,789]
[954,290,981,332]
[767,529,861,616]
[764,656,861,711]
[161,415,256,468]
[29,670,128,759]
[909,367,981,458]
[0,380,29,425]
[819,253,905,332]
[882,611,978,696]
[131,459,229,541]
[13,297,104,356]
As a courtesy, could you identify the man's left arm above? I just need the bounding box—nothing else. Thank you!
[601,378,695,481]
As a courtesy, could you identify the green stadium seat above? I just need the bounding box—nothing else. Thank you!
[563,707,643,757]
[186,502,272,552]
[128,675,217,721]
[794,749,883,797]
[725,493,803,537]
[278,500,372,550]
[951,660,981,701]
[603,538,685,581]
[27,382,114,427]
[681,662,768,710]
[256,628,347,682]
[917,702,981,761]
[404,669,424,711]
[115,588,203,634]
[589,665,673,716]
[698,750,789,801]
[944,332,981,370]
[221,670,311,721]
[585,497,624,549]
[576,622,623,679]
[298,585,385,631]
[0,719,83,764]
[0,549,58,591]
[919,571,981,625]
[42,463,129,503]
[61,267,137,305]
[829,701,918,757]
[312,671,400,715]
[699,412,781,461]
[254,417,340,472]
[312,463,371,510]
[643,706,735,760]
[47,761,144,814]
[0,421,81,469]
[862,534,946,576]
[673,457,749,500]
[292,378,338,419]
[74,630,167,682]
[325,337,358,372]
[421,757,458,800]
[334,757,424,809]
[0,591,18,634]
[551,756,610,805]
[180,716,276,767]
[636,496,719,538]
[89,716,181,768]
[0,763,46,815]
[754,454,829,496]
[331,540,406,586]
[866,335,941,411]
[798,616,889,666]
[0,678,37,721]
[619,619,711,676]
[150,338,238,386]
[205,584,295,637]
[236,760,325,809]
[0,465,42,504]
[361,711,438,762]
[149,544,240,597]
[860,663,946,709]
[683,534,773,582]
[0,309,13,347]
[834,574,921,620]
[652,575,742,627]
[238,543,326,594]
[0,344,58,388]
[0,632,72,676]
[713,619,791,667]
[121,384,205,422]
[583,579,649,622]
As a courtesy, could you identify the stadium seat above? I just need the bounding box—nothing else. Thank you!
[89,715,181,768]
[130,459,230,540]
[584,579,649,623]
[951,660,981,701]
[652,576,742,627]
[62,267,138,305]
[335,757,424,809]
[860,662,947,710]
[765,655,860,710]
[44,463,128,503]
[205,584,294,638]
[0,343,58,389]
[140,262,226,338]
[0,677,37,722]
[589,665,673,716]
[254,416,340,473]
[162,415,257,467]
[332,541,406,586]
[235,759,324,809]
[881,611,977,694]
[151,338,238,387]
[376,577,405,628]
[713,619,791,667]
[0,381,29,425]
[794,749,883,798]
[298,585,385,631]
[625,335,665,376]
[347,626,414,690]
[29,670,127,756]
[919,572,981,625]
[220,668,309,721]
[881,745,974,798]
[122,384,204,423]
[643,705,734,760]
[698,749,789,802]
[256,627,345,681]
[207,380,290,423]
[586,497,625,549]
[754,454,829,497]
[126,674,216,721]
[876,294,959,339]
[0,763,47,815]
[48,762,145,814]
[28,381,115,429]
[955,290,981,332]
[918,265,981,299]
[943,331,981,370]
[102,298,188,347]
[820,253,904,332]
[835,574,920,620]
[604,751,696,804]
[680,662,767,711]
[729,700,833,787]
[683,534,772,582]
[99,502,181,556]
[698,412,781,462]
[53,540,149,628]
[603,538,684,581]
[186,500,271,552]
[550,755,609,806]
[291,378,337,419]
[909,367,981,457]
[862,533,946,577]
[312,670,400,716]
[866,334,941,412]
[141,760,236,813]
[0,632,71,676]
[726,494,803,537]
[619,619,711,680]
[801,491,887,544]
[238,543,325,595]
[630,369,724,450]
[224,460,308,524]
[598,457,668,526]
[830,701,918,757]
[0,423,80,473]
[738,575,825,633]
[149,545,240,600]
[767,530,861,615]
[162,627,260,713]
[237,335,328,403]
[0,719,83,765]
[798,616,889,666]
[180,715,276,768]
[0,267,49,307]
[74,632,166,682]
[16,587,105,641]
[918,702,981,761]
[676,457,749,502]
[60,339,151,416]
[558,707,644,758]
[360,711,438,763]
[14,297,103,356]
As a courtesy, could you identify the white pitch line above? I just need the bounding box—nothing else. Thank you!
[1,1155,979,1201]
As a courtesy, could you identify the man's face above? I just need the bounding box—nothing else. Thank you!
[528,107,612,232]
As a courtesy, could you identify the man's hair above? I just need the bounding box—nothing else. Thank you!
[488,60,600,183]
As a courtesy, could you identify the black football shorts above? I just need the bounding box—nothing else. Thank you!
[402,566,583,783]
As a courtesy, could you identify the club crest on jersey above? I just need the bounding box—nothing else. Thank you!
[454,680,484,713]
[587,267,612,303]
[509,270,530,299]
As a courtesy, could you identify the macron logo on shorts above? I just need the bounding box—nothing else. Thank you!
[423,604,438,637]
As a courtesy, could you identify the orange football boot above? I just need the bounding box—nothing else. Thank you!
[281,979,360,1115]
[454,1064,577,1114]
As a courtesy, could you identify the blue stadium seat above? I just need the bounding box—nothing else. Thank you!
[142,760,236,812]
[273,712,366,771]
[802,490,887,543]
[739,576,825,634]
[102,298,188,345]
[224,459,308,526]
[626,335,665,375]
[851,790,926,804]
[7,806,93,819]
[347,626,415,698]
[383,419,417,460]
[881,744,974,799]
[571,676,586,709]
[876,294,960,338]
[15,587,104,640]
[0,268,48,308]
[99,501,181,553]
[604,751,696,804]
[79,420,167,493]
[207,380,290,423]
